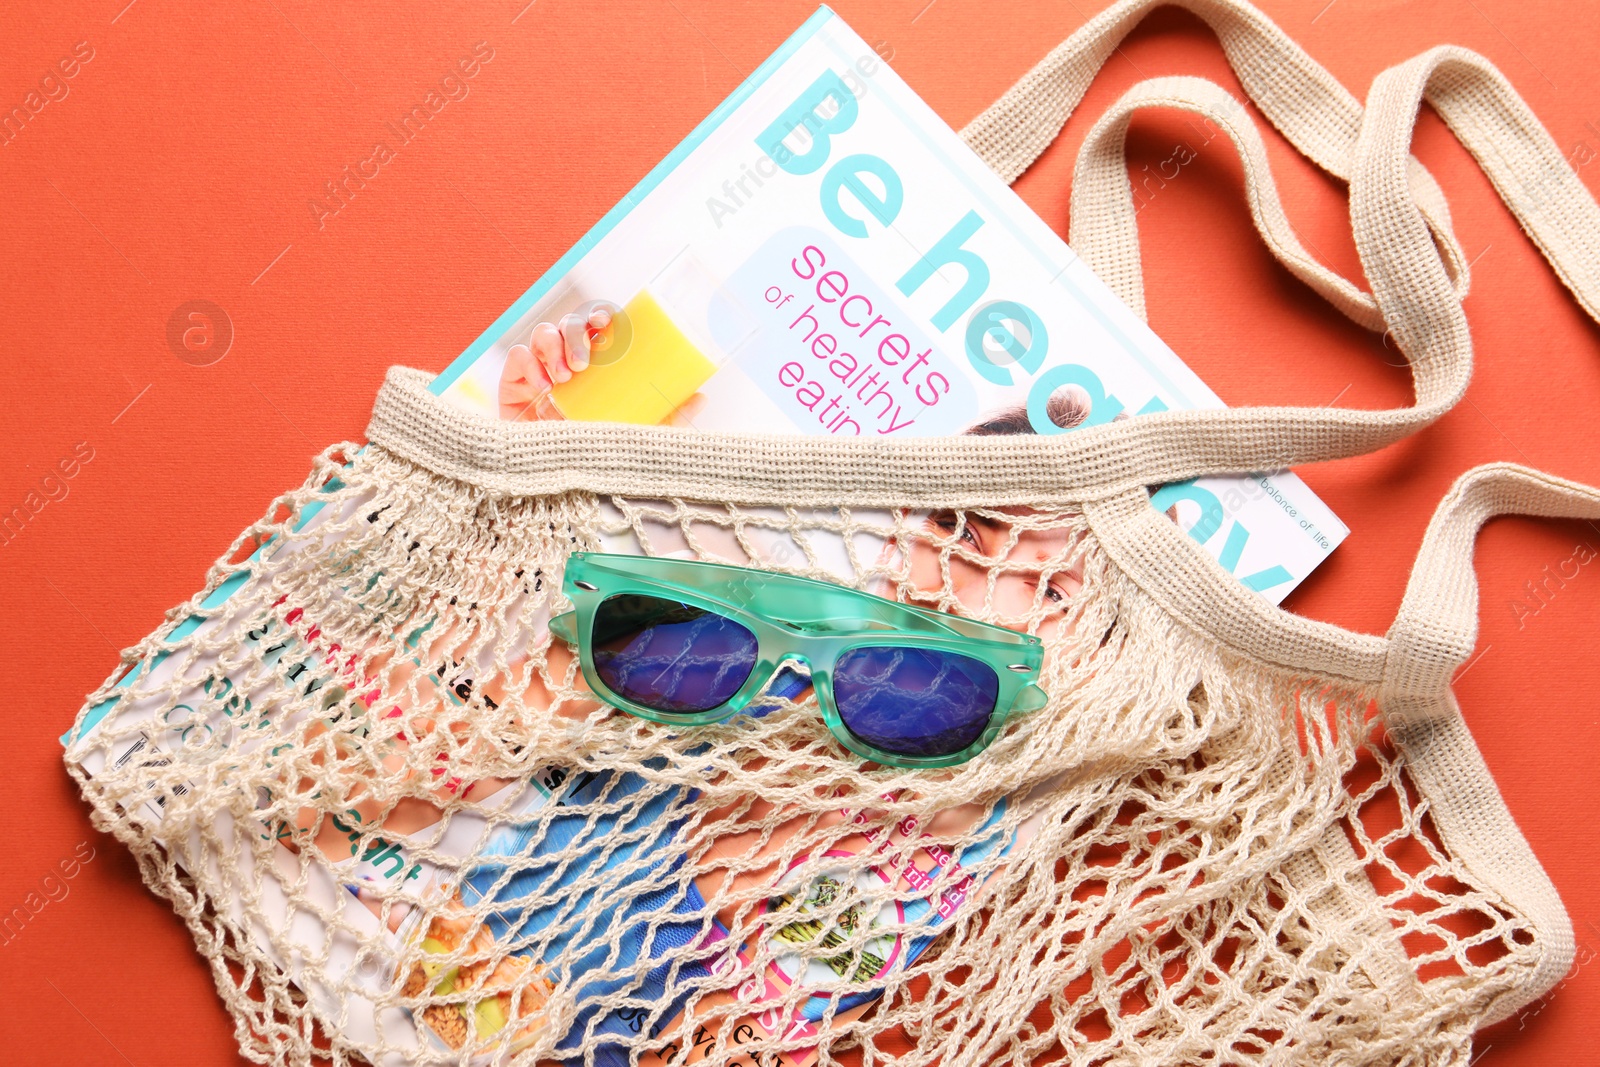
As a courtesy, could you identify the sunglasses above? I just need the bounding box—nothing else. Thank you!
[548,553,1047,768]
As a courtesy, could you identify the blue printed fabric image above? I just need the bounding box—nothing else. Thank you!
[451,766,715,1064]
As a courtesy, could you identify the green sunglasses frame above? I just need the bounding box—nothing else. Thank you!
[548,552,1048,769]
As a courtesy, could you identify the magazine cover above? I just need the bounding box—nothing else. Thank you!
[431,6,1346,600]
[64,7,1346,1064]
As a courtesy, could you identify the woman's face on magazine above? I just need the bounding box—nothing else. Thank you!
[907,508,1082,641]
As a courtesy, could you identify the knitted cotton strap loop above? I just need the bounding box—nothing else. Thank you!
[1384,463,1600,701]
[963,0,1600,480]
[1370,46,1600,323]
[1051,52,1473,475]
[1068,75,1387,329]
[958,0,1470,294]
[1376,462,1600,1024]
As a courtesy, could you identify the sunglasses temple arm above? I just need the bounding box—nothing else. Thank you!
[549,611,578,646]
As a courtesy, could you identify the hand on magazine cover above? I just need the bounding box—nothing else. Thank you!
[498,302,707,426]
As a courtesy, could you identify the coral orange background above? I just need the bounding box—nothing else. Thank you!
[1,1,1596,1063]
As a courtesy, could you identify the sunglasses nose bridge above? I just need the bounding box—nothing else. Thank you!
[758,645,822,695]
[769,648,816,674]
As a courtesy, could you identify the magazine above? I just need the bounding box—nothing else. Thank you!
[64,7,1347,1064]
[430,7,1346,598]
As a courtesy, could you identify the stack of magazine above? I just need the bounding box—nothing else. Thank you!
[63,7,1347,1063]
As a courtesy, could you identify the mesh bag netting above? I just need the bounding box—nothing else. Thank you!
[63,435,1575,1066]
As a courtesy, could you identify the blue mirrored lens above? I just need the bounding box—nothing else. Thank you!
[591,594,757,713]
[832,646,1000,758]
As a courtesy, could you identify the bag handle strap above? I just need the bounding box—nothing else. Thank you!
[960,0,1600,480]
[1067,75,1388,329]
[1361,45,1600,324]
[1384,462,1600,702]
[1379,462,1598,1023]
[961,0,1466,279]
